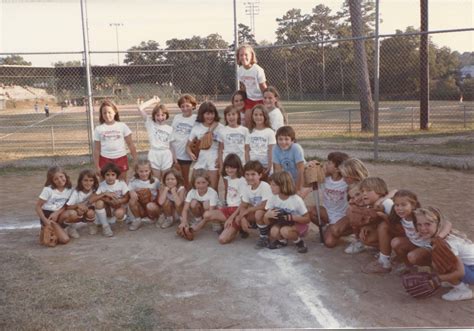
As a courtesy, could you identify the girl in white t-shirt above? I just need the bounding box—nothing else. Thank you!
[93,100,137,181]
[263,86,287,132]
[157,168,186,229]
[218,105,250,167]
[236,44,268,126]
[127,160,161,231]
[178,169,219,238]
[248,104,276,179]
[63,169,99,238]
[414,207,474,301]
[264,171,310,253]
[390,190,451,273]
[198,154,247,244]
[187,101,223,191]
[231,90,247,127]
[35,166,73,245]
[171,94,198,190]
[137,96,175,179]
[90,163,130,237]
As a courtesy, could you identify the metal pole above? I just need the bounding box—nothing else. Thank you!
[420,0,430,129]
[51,126,55,155]
[80,0,95,163]
[110,23,123,65]
[233,0,239,90]
[373,0,380,160]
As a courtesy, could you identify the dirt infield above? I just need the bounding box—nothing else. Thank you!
[0,162,473,329]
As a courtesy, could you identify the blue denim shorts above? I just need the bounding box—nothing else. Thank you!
[462,264,474,284]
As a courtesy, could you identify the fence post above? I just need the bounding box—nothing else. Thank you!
[136,122,140,148]
[50,126,56,155]
[411,107,415,130]
[464,105,467,128]
[348,109,352,133]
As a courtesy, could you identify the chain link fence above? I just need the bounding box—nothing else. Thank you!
[1,31,473,165]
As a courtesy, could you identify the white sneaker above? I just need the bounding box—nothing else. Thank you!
[344,240,366,254]
[88,223,98,235]
[102,224,114,237]
[66,225,80,239]
[129,218,143,231]
[160,216,175,229]
[442,283,473,301]
[156,214,166,227]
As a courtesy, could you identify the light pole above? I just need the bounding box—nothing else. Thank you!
[109,22,123,65]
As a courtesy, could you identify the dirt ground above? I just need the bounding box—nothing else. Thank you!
[0,163,473,329]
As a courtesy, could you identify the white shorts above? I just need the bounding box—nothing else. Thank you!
[193,151,218,171]
[148,149,173,171]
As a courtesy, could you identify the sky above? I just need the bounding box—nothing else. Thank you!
[0,0,472,66]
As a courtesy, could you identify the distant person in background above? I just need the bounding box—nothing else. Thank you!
[44,104,50,117]
[34,101,39,113]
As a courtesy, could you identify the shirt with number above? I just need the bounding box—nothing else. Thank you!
[39,186,73,211]
[94,122,132,159]
[171,113,196,160]
[241,181,273,207]
[249,127,276,167]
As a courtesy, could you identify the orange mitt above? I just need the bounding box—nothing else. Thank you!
[432,237,458,274]
[39,223,58,247]
[190,137,201,159]
[199,131,213,150]
[136,188,152,206]
[349,206,381,229]
[177,226,194,241]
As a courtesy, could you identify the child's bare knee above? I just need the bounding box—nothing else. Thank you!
[95,200,105,209]
[391,237,403,249]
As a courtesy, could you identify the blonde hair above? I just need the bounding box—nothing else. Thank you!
[359,177,388,197]
[269,171,296,196]
[340,158,369,182]
[133,159,155,183]
[236,44,257,66]
[413,206,468,241]
[191,169,210,189]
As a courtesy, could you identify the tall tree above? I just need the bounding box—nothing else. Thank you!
[348,0,374,132]
[238,23,257,45]
[123,40,164,65]
[0,55,31,66]
[53,60,82,67]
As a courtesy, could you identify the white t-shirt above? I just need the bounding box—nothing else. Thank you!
[266,194,308,217]
[445,234,474,266]
[268,108,285,132]
[241,181,273,207]
[96,180,129,198]
[224,176,248,207]
[249,127,276,167]
[219,125,250,162]
[189,122,223,155]
[237,64,266,101]
[380,198,394,215]
[401,218,431,248]
[128,177,160,199]
[322,176,348,224]
[185,187,219,206]
[145,117,173,151]
[67,190,93,206]
[171,114,197,160]
[94,122,132,159]
[39,186,73,211]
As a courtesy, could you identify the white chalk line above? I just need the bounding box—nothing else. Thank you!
[0,111,65,140]
[259,250,343,328]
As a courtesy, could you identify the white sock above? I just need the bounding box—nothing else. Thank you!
[378,253,391,268]
[96,208,108,226]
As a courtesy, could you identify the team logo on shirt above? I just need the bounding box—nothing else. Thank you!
[153,128,170,142]
[51,197,68,209]
[226,133,244,144]
[102,130,121,141]
[249,196,262,206]
[175,123,193,135]
[250,136,267,152]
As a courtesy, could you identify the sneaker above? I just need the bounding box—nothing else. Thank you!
[344,240,366,254]
[268,240,288,250]
[88,223,98,235]
[255,236,269,249]
[442,283,473,301]
[141,217,152,223]
[240,229,249,239]
[190,217,202,228]
[129,218,143,231]
[156,214,166,227]
[160,217,175,229]
[66,225,80,239]
[295,240,308,253]
[102,224,114,237]
[361,260,391,274]
[212,223,223,234]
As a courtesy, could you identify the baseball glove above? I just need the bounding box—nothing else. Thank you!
[189,137,201,159]
[199,131,213,150]
[432,237,458,274]
[136,188,152,206]
[177,225,194,241]
[348,206,381,229]
[270,208,295,227]
[39,223,58,247]
[402,271,441,299]
[304,162,326,187]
